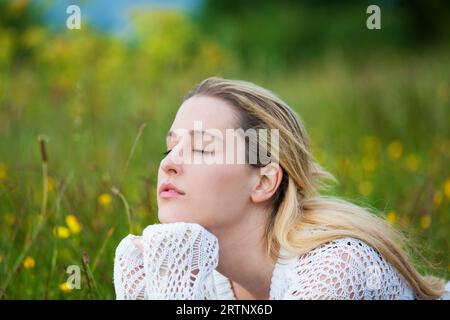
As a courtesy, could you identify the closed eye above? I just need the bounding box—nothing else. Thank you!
[193,149,213,154]
[163,149,213,156]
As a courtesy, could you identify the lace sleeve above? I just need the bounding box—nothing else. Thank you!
[141,222,219,299]
[114,222,219,300]
[113,235,147,299]
[283,237,415,300]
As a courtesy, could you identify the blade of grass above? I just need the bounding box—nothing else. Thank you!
[0,135,50,299]
[43,173,72,299]
[111,123,147,235]
[81,251,101,299]
[91,227,115,273]
[111,187,133,234]
[120,122,147,189]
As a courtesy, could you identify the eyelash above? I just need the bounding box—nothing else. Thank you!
[163,149,212,156]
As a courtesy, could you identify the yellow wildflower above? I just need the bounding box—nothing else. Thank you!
[46,177,56,192]
[404,154,420,172]
[358,181,373,196]
[362,157,377,172]
[433,191,443,208]
[386,211,397,224]
[0,255,3,264]
[387,140,403,160]
[0,162,7,180]
[98,193,112,207]
[419,215,431,230]
[59,282,72,293]
[444,178,450,200]
[23,256,35,269]
[53,226,70,239]
[65,215,82,234]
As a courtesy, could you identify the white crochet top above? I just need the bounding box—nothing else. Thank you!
[113,222,450,300]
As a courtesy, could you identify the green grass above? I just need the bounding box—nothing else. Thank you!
[0,9,449,299]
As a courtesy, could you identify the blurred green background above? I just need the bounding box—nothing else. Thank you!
[0,0,449,299]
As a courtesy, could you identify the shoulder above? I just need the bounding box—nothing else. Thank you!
[277,237,414,299]
[299,237,382,266]
[285,237,386,280]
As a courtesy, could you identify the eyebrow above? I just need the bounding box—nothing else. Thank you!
[166,129,223,141]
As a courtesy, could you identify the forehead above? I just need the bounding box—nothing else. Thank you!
[170,95,239,132]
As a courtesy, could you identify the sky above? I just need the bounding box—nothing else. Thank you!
[43,0,202,35]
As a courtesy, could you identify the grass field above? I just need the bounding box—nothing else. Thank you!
[0,8,449,299]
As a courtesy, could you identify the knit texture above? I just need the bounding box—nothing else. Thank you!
[114,223,450,300]
[114,222,218,299]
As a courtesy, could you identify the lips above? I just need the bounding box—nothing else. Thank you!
[158,182,186,198]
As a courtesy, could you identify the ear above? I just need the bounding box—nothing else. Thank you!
[250,162,283,204]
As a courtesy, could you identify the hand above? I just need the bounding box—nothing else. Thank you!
[137,222,219,299]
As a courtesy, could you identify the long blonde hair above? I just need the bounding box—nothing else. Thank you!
[184,76,446,299]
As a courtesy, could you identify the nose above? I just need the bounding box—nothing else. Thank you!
[160,147,183,176]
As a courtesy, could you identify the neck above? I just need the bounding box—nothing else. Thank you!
[210,210,276,300]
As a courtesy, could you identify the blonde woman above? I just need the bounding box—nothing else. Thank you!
[114,77,450,300]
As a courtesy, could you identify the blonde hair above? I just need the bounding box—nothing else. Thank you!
[183,76,446,299]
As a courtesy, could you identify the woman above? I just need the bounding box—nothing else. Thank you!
[114,77,450,300]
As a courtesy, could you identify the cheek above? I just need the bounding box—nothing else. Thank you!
[195,164,248,195]
[156,164,253,228]
[192,165,252,223]
[207,167,245,193]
